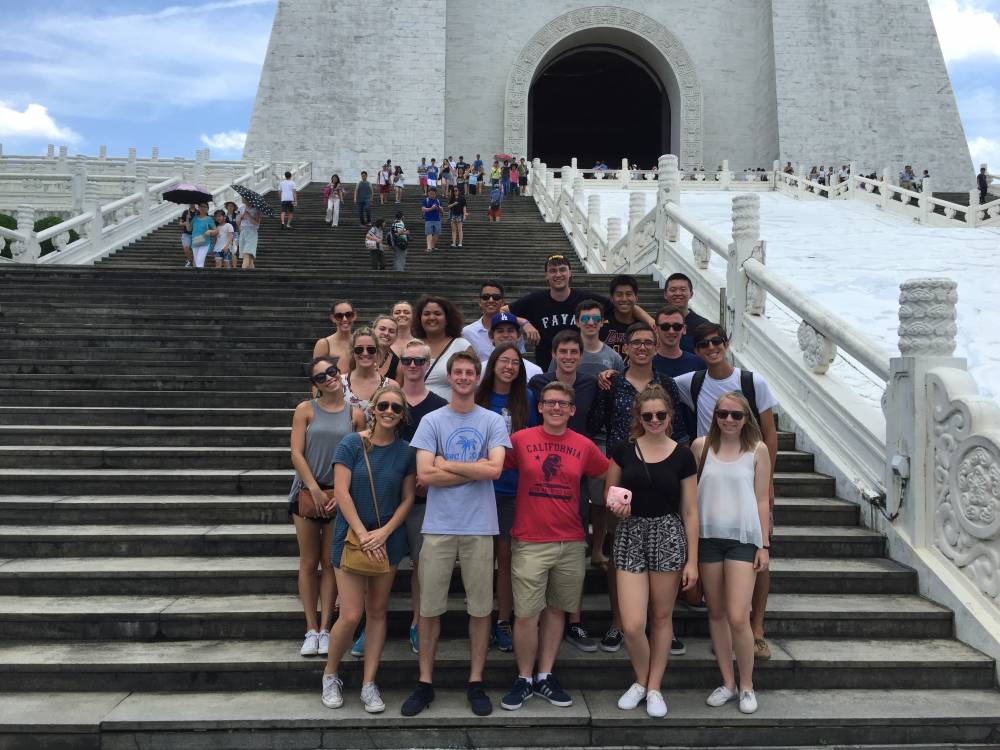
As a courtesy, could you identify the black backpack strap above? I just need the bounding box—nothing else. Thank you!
[740,369,760,426]
[690,369,707,418]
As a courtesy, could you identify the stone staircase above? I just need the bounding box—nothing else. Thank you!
[0,185,998,749]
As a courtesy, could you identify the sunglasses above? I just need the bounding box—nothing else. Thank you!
[628,340,656,349]
[641,411,669,422]
[375,401,404,414]
[480,293,503,301]
[310,366,339,384]
[658,322,685,332]
[400,356,428,366]
[579,314,602,324]
[695,336,728,349]
[716,409,746,421]
[333,311,356,321]
[353,345,378,355]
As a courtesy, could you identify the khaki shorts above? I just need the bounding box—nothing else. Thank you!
[418,534,494,618]
[511,540,586,618]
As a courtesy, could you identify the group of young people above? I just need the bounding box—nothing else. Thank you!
[287,255,779,719]
[416,155,529,198]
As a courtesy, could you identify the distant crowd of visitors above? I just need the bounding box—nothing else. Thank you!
[288,254,777,719]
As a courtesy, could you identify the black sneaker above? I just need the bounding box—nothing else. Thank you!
[564,623,598,652]
[467,682,493,716]
[500,677,532,710]
[533,674,573,707]
[670,637,687,656]
[599,627,624,652]
[400,682,434,716]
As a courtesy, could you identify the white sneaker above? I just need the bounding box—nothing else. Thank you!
[645,690,667,718]
[361,682,386,713]
[706,685,738,707]
[739,689,758,714]
[322,674,343,708]
[317,630,330,656]
[617,682,646,710]
[300,629,319,657]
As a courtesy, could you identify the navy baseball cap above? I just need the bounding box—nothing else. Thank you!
[490,312,521,331]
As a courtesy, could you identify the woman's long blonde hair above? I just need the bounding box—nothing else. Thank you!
[628,383,674,441]
[704,391,762,453]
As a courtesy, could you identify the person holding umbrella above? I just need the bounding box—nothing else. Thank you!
[238,197,261,270]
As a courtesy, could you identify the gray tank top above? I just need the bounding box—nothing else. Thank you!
[288,399,353,501]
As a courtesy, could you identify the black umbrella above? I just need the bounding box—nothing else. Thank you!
[162,183,213,204]
[231,183,277,218]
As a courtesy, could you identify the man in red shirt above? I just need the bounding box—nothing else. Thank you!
[499,381,609,711]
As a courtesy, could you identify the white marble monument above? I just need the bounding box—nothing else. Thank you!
[245,0,974,190]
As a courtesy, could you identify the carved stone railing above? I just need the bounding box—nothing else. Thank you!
[3,159,311,265]
[533,152,1000,670]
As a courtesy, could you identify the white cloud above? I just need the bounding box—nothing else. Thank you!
[969,136,1000,168]
[200,130,247,154]
[929,0,1000,62]
[0,101,80,142]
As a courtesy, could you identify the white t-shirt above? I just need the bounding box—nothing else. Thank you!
[673,367,778,437]
[424,337,473,400]
[214,223,234,252]
[278,179,296,202]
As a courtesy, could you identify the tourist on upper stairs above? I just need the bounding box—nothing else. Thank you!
[398,339,449,655]
[528,329,605,652]
[783,162,793,174]
[439,158,452,195]
[501,160,512,195]
[919,169,930,192]
[390,301,414,358]
[389,211,410,271]
[899,165,917,191]
[189,202,215,269]
[979,167,990,203]
[468,166,479,195]
[476,343,539,655]
[237,197,260,270]
[588,323,689,654]
[479,312,541,381]
[377,163,391,205]
[425,158,438,193]
[365,218,388,270]
[323,174,345,227]
[278,171,298,229]
[692,390,771,716]
[179,203,196,267]
[508,160,519,196]
[662,273,711,353]
[418,158,429,195]
[607,383,699,719]
[206,209,235,270]
[447,186,468,248]
[519,158,529,193]
[463,281,511,361]
[490,160,502,189]
[672,322,778,661]
[473,154,484,186]
[371,314,400,381]
[456,155,469,196]
[499,380,608,712]
[354,171,373,227]
[393,167,406,204]
[488,183,503,223]
[290,356,363,660]
[420,187,443,253]
[342,327,398,416]
[321,384,417,714]
[223,202,241,268]
[313,300,356,373]
[411,295,474,400]
[402,350,511,718]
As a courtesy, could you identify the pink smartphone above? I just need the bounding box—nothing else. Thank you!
[606,486,632,511]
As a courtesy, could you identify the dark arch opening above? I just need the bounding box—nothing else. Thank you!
[528,46,668,170]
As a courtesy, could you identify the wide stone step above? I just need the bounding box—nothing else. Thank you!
[0,425,295,447]
[0,554,914,597]
[0,637,987,693]
[0,407,293,427]
[0,359,311,377]
[0,390,304,409]
[0,347,314,364]
[0,593,952,640]
[5,687,1000,750]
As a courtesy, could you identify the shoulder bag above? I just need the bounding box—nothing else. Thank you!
[297,487,335,519]
[341,442,391,576]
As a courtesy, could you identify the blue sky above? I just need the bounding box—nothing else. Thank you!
[1,0,998,168]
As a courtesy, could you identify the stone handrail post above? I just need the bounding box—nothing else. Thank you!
[572,176,585,209]
[883,166,892,187]
[571,157,578,169]
[127,148,137,176]
[151,146,159,162]
[194,149,207,185]
[620,158,630,188]
[606,217,622,255]
[57,146,68,172]
[136,166,150,219]
[47,144,55,158]
[727,194,762,349]
[628,192,645,233]
[85,180,104,253]
[99,145,107,160]
[772,160,780,187]
[721,159,731,190]
[919,179,932,223]
[587,194,601,245]
[657,154,680,243]
[71,164,87,213]
[0,143,4,157]
[968,191,980,227]
[11,205,41,263]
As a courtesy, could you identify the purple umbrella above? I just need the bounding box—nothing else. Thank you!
[162,183,213,205]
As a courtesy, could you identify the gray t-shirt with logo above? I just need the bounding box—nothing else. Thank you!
[547,343,625,379]
[410,404,512,535]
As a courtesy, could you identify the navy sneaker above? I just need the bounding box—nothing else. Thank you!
[400,682,434,717]
[494,620,514,652]
[467,682,493,716]
[500,677,533,710]
[533,674,573,707]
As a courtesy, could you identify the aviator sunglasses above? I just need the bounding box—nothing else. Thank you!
[375,401,404,414]
[640,410,669,422]
[579,314,602,324]
[310,366,339,384]
[353,345,378,355]
[716,409,746,421]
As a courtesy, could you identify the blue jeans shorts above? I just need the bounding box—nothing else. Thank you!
[425,220,441,236]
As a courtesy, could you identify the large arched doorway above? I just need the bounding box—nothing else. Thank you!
[529,46,668,169]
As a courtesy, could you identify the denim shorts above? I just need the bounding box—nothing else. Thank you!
[425,220,441,236]
[698,537,758,564]
[495,493,516,541]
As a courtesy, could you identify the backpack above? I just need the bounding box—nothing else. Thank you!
[690,369,760,427]
[490,189,502,210]
[391,223,408,251]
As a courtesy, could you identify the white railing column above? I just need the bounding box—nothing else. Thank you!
[11,205,40,263]
[968,190,980,227]
[194,149,207,185]
[727,194,762,348]
[918,178,932,223]
[606,217,621,261]
[721,159,731,190]
[570,157,578,170]
[127,147,137,176]
[657,154,680,243]
[151,146,159,162]
[99,145,107,160]
[57,146,68,172]
[71,164,87,213]
[587,194,601,257]
[620,158,630,188]
[136,165,150,220]
[85,180,104,255]
[628,192,645,233]
[46,144,55,158]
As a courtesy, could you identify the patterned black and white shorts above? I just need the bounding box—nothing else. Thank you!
[612,513,688,573]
